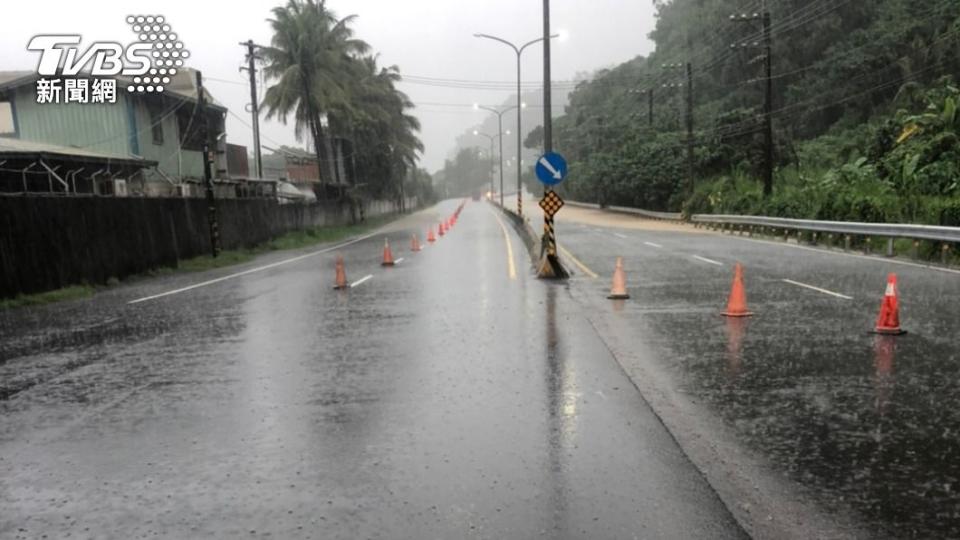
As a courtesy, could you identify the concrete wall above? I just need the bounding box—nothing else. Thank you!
[0,195,417,298]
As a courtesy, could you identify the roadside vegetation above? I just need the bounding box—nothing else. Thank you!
[0,285,96,311]
[550,0,960,226]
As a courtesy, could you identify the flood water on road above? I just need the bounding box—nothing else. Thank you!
[639,280,960,538]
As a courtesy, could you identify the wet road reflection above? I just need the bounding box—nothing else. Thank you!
[559,219,960,538]
[544,284,571,536]
[0,202,745,539]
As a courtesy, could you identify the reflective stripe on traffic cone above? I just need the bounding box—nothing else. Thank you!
[333,255,348,290]
[607,257,630,299]
[411,234,422,252]
[722,263,754,317]
[873,273,906,335]
[381,238,395,266]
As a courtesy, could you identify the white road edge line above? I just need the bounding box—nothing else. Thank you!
[725,234,960,276]
[394,257,405,264]
[613,232,628,239]
[350,275,374,288]
[128,231,382,304]
[781,279,853,300]
[692,255,724,266]
[644,241,663,248]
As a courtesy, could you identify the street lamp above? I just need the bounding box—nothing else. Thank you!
[474,32,558,216]
[474,103,523,207]
[473,130,497,200]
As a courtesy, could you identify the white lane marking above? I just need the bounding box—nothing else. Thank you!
[394,257,405,264]
[692,255,724,266]
[350,275,373,288]
[128,231,381,304]
[613,232,628,239]
[725,235,960,276]
[781,279,853,300]
[644,241,663,248]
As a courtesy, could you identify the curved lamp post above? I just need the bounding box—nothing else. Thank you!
[474,32,558,216]
[474,103,521,207]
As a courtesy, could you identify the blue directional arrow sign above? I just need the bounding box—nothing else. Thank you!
[535,152,568,186]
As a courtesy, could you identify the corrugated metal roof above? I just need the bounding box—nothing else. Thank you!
[117,68,227,112]
[0,137,156,167]
[0,71,37,91]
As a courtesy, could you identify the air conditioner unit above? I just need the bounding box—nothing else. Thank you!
[175,184,191,197]
[113,179,128,197]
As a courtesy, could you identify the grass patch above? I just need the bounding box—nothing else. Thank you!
[0,284,95,310]
[175,248,261,273]
[173,214,398,273]
[265,215,395,252]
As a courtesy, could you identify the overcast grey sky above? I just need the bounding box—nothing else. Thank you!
[3,0,658,172]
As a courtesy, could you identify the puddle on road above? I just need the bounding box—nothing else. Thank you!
[642,308,960,538]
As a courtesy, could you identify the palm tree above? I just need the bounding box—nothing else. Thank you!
[333,55,423,206]
[260,0,369,189]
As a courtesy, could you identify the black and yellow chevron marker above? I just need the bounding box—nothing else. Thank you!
[544,216,558,257]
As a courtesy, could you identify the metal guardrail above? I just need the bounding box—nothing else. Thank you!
[690,214,960,244]
[565,200,600,210]
[566,200,683,221]
[567,199,959,248]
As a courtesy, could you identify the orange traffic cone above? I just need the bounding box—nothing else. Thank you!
[381,238,395,266]
[873,273,906,335]
[333,255,348,290]
[427,227,436,243]
[438,222,446,236]
[607,257,630,299]
[411,234,422,252]
[722,263,754,317]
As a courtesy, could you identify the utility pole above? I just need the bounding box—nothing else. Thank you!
[196,70,221,258]
[537,0,568,280]
[595,116,606,207]
[663,62,695,196]
[685,62,695,197]
[628,88,654,126]
[543,0,553,154]
[648,88,654,126]
[240,40,263,179]
[762,10,773,197]
[731,3,774,196]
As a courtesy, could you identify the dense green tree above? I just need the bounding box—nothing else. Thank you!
[552,0,960,219]
[439,147,493,197]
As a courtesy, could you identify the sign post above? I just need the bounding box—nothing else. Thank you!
[535,152,569,279]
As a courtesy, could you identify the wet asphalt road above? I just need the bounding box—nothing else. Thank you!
[0,200,746,540]
[526,201,960,539]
